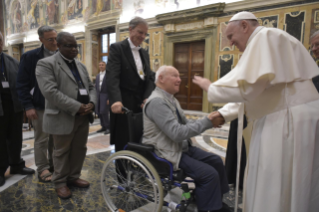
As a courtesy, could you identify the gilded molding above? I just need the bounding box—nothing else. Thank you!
[155,3,225,25]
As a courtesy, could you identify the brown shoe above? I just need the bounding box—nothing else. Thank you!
[68,178,90,188]
[55,186,72,199]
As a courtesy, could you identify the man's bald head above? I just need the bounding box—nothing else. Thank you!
[155,65,181,95]
[225,19,259,52]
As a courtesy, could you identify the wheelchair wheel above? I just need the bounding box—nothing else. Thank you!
[101,150,164,212]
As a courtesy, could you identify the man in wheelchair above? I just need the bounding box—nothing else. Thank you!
[142,66,230,212]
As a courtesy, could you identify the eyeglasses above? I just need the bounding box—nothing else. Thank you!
[43,38,56,42]
[63,44,79,49]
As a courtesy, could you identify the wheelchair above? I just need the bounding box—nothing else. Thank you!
[101,108,196,212]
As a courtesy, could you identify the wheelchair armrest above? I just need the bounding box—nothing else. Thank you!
[127,142,155,152]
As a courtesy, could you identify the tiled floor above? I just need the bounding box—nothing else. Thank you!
[0,115,242,212]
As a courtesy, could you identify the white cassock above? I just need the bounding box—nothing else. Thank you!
[210,26,319,212]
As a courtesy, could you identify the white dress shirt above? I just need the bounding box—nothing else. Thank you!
[99,70,105,91]
[128,38,144,80]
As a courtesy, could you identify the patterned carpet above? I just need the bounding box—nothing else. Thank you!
[0,150,241,212]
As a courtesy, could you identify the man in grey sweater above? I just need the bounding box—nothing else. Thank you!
[142,66,230,212]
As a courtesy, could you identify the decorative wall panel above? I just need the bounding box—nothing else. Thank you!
[257,15,278,28]
[310,8,319,40]
[284,11,306,43]
[141,33,150,54]
[27,0,40,30]
[112,0,123,10]
[92,43,98,76]
[219,22,233,52]
[152,32,162,56]
[67,0,83,20]
[92,0,111,16]
[11,0,22,34]
[218,54,233,79]
[46,0,59,25]
[152,58,161,72]
[77,40,85,64]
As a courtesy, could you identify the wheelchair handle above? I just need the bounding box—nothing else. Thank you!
[121,107,131,114]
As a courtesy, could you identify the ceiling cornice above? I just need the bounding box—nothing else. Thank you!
[155,3,225,25]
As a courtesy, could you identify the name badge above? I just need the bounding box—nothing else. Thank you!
[2,81,9,88]
[79,88,88,95]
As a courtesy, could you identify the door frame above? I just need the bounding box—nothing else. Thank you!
[163,27,218,112]
[173,40,205,111]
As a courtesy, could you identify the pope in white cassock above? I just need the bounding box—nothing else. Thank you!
[193,11,319,212]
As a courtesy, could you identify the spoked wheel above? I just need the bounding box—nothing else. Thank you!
[101,151,164,212]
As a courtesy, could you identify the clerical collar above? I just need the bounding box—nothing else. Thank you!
[59,52,74,63]
[247,26,264,47]
[128,38,141,50]
[44,46,56,55]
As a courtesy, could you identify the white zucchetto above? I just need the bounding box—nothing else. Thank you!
[229,11,258,22]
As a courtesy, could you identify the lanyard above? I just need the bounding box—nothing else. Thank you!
[0,55,6,81]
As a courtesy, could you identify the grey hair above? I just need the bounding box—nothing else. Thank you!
[311,30,319,40]
[129,17,148,29]
[38,26,57,37]
[56,32,74,44]
[155,65,174,83]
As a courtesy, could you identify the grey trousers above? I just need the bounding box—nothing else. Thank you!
[51,115,89,188]
[31,110,54,173]
[99,112,110,130]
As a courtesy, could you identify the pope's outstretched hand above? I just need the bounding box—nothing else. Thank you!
[193,76,211,92]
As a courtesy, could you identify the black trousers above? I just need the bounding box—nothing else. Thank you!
[225,116,247,189]
[0,99,24,176]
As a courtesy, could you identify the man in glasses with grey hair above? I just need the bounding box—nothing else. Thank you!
[17,26,57,183]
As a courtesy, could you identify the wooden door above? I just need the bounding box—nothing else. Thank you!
[174,41,205,111]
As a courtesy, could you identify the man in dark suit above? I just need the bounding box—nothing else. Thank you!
[105,16,155,152]
[0,31,35,187]
[95,61,110,134]
[36,32,97,199]
[16,26,56,183]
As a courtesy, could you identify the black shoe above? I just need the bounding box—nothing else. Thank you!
[10,167,35,175]
[0,175,5,187]
[96,128,106,133]
[104,129,110,135]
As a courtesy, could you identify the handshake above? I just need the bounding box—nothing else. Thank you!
[78,103,94,116]
[207,111,225,128]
